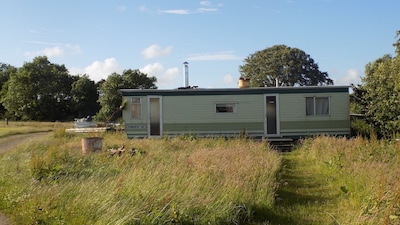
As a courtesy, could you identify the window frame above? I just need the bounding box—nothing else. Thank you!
[306,96,330,116]
[131,97,142,119]
[215,103,237,114]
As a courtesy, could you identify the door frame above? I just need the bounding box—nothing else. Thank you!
[264,94,280,137]
[147,96,163,138]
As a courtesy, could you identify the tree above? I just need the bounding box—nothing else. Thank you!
[70,75,100,118]
[239,45,333,87]
[354,54,400,137]
[351,31,400,137]
[0,63,17,118]
[96,69,157,122]
[1,56,74,120]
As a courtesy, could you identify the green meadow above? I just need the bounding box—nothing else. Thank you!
[0,125,399,224]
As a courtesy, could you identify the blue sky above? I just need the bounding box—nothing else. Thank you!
[1,0,399,89]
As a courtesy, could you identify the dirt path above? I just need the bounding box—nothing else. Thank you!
[0,132,50,225]
[0,132,49,154]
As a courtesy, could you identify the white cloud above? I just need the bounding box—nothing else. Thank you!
[223,74,235,84]
[200,1,212,6]
[141,44,173,59]
[25,40,61,45]
[160,9,190,15]
[198,8,218,12]
[140,62,164,75]
[198,1,221,12]
[336,68,362,85]
[159,67,180,87]
[24,46,65,58]
[140,63,180,88]
[147,2,222,15]
[186,51,241,61]
[69,58,120,82]
[23,43,82,58]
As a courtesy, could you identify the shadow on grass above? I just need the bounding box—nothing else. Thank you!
[251,205,301,225]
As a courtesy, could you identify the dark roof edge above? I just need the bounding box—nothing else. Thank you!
[120,86,349,96]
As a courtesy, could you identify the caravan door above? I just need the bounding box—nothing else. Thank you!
[264,94,280,137]
[148,96,163,137]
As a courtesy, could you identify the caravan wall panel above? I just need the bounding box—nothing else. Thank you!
[162,95,265,136]
[279,92,350,137]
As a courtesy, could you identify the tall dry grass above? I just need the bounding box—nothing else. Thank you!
[0,131,281,224]
[298,136,400,225]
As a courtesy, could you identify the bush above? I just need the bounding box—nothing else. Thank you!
[351,117,373,138]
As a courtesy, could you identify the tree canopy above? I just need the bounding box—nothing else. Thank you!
[0,63,17,117]
[70,75,100,118]
[1,56,73,120]
[239,45,333,87]
[0,57,156,122]
[351,32,400,137]
[96,69,157,122]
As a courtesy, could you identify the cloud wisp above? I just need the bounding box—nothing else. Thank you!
[156,1,222,15]
[160,9,191,15]
[186,51,242,61]
[141,44,173,59]
[23,42,81,58]
[23,46,65,58]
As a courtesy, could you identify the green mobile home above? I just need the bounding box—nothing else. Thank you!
[120,86,350,139]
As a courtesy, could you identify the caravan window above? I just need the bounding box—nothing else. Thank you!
[306,97,330,116]
[216,103,237,113]
[131,98,142,118]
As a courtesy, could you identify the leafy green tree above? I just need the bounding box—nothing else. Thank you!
[1,56,74,120]
[0,63,17,118]
[352,31,400,137]
[356,54,400,137]
[239,45,333,87]
[96,69,157,122]
[71,75,100,118]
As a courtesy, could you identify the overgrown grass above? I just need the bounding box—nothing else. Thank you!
[0,131,281,224]
[0,121,70,137]
[271,136,400,225]
[2,129,399,225]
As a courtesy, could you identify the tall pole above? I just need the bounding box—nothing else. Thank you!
[183,62,189,87]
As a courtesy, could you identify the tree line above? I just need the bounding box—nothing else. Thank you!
[1,31,399,138]
[0,56,156,122]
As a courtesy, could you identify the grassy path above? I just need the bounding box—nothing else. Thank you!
[266,151,340,225]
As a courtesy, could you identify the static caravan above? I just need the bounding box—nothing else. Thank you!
[120,86,350,140]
